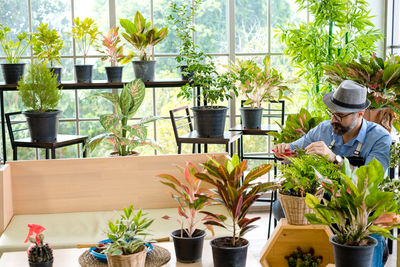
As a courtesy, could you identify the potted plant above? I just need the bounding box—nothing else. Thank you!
[277,150,341,225]
[17,61,62,142]
[324,54,400,132]
[168,0,201,80]
[71,17,100,83]
[105,205,153,267]
[158,161,216,263]
[25,224,53,267]
[0,24,30,84]
[195,154,278,267]
[285,247,323,267]
[85,78,160,156]
[228,55,292,129]
[31,23,64,83]
[267,108,324,143]
[96,26,133,83]
[120,11,168,81]
[305,158,400,267]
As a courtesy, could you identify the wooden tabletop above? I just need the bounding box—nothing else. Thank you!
[0,242,262,267]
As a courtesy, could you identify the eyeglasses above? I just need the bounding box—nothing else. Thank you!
[325,108,354,122]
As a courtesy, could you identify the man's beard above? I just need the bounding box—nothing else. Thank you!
[331,117,357,135]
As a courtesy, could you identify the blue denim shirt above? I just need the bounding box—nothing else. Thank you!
[289,119,391,171]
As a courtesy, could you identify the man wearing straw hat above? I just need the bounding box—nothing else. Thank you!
[272,80,391,267]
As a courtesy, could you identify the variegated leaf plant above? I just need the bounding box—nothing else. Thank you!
[86,79,161,156]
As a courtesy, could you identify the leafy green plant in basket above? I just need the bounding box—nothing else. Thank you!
[0,24,30,63]
[31,23,64,68]
[305,158,400,246]
[268,108,324,144]
[105,205,153,267]
[86,79,161,156]
[279,150,341,197]
[195,154,278,247]
[227,55,292,108]
[120,11,168,61]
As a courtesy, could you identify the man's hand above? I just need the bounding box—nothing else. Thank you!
[273,143,291,158]
[305,141,336,162]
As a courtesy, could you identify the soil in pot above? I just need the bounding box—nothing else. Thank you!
[210,237,249,267]
[329,235,377,267]
[171,229,206,263]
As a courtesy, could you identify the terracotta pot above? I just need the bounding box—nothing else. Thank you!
[106,248,146,267]
[363,107,395,133]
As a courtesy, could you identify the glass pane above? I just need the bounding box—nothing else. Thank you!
[79,89,113,119]
[31,0,73,56]
[155,87,192,117]
[235,0,268,53]
[0,0,30,58]
[271,0,307,53]
[155,57,181,80]
[59,90,76,119]
[153,0,179,54]
[60,58,75,83]
[196,0,227,53]
[80,120,113,157]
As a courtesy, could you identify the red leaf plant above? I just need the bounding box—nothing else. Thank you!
[158,162,219,238]
[195,154,278,246]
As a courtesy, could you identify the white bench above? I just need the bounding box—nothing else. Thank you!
[0,153,231,253]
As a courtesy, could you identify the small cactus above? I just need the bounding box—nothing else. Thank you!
[25,225,53,263]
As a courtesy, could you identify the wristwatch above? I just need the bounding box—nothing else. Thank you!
[334,155,343,165]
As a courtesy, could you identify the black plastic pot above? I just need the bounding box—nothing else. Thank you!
[1,63,25,84]
[240,107,263,129]
[132,60,156,81]
[50,67,62,83]
[330,235,377,267]
[105,66,123,83]
[191,106,227,137]
[171,229,206,263]
[74,65,93,83]
[29,259,53,267]
[22,110,61,142]
[180,65,193,81]
[210,237,249,267]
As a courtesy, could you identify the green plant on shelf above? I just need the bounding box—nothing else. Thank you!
[31,23,64,67]
[0,24,30,63]
[71,17,100,64]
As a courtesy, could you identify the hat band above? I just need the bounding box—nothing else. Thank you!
[330,96,366,109]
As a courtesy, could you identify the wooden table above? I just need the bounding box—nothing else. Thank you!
[0,242,262,267]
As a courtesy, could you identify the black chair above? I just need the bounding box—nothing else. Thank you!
[169,106,241,155]
[5,112,88,160]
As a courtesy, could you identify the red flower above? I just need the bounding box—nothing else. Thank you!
[24,224,46,244]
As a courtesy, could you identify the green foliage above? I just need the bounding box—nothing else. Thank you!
[27,234,53,263]
[324,54,400,130]
[228,55,292,108]
[105,205,153,255]
[71,17,100,64]
[390,140,400,169]
[17,62,62,112]
[279,151,341,197]
[285,247,322,267]
[305,158,400,246]
[0,24,30,63]
[268,108,324,144]
[31,23,64,67]
[195,154,278,246]
[381,177,400,213]
[158,162,214,238]
[96,26,132,66]
[120,11,168,61]
[276,0,382,117]
[86,79,161,156]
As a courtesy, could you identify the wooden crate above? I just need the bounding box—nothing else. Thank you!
[260,219,334,267]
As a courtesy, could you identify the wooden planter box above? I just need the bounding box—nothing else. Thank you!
[260,219,334,267]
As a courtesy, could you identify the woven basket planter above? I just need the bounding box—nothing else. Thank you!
[106,248,146,267]
[278,188,324,225]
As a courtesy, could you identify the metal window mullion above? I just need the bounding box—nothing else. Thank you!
[228,0,236,130]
